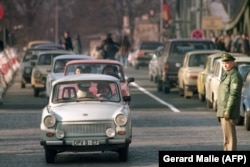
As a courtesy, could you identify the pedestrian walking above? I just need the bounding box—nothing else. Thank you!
[99,33,120,60]
[73,34,82,54]
[59,31,73,51]
[117,35,131,68]
[217,53,243,151]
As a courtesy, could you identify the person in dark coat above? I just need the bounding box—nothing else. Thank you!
[99,33,120,60]
[60,31,73,51]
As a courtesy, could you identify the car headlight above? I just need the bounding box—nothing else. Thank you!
[56,130,64,139]
[34,70,41,78]
[115,114,127,126]
[106,128,115,138]
[44,115,56,128]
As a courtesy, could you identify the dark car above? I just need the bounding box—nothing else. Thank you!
[129,41,163,69]
[157,38,216,93]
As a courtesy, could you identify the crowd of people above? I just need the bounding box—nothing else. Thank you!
[209,31,250,56]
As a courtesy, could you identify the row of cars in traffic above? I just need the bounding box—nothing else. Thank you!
[19,40,134,163]
[144,38,250,132]
[0,47,20,105]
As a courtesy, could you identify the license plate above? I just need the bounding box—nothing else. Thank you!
[72,140,99,146]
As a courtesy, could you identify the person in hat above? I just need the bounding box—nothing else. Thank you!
[77,82,94,98]
[217,53,243,151]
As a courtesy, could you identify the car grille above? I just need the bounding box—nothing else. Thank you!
[57,122,114,137]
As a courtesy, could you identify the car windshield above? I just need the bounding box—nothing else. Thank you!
[53,59,78,73]
[188,54,208,67]
[170,41,215,56]
[64,63,125,81]
[140,42,163,50]
[238,64,250,80]
[52,80,121,103]
[38,54,65,65]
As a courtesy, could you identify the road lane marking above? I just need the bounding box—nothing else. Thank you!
[130,82,180,112]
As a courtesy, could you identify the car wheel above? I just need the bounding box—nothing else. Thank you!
[212,100,217,112]
[21,81,26,88]
[206,98,213,108]
[236,115,244,125]
[163,85,170,94]
[244,112,250,131]
[157,80,162,92]
[118,146,129,162]
[134,64,139,70]
[45,149,57,163]
[179,87,184,96]
[149,74,153,81]
[34,89,40,97]
[154,76,158,83]
[198,93,205,102]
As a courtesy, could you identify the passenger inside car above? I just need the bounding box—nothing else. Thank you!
[102,65,120,79]
[75,66,84,74]
[96,82,118,101]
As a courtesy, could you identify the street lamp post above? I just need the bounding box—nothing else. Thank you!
[55,0,58,43]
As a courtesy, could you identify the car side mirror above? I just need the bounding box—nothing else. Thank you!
[127,77,135,84]
[123,96,131,102]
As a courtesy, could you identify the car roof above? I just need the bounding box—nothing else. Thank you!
[53,74,120,85]
[65,59,123,66]
[168,38,214,42]
[32,43,64,49]
[53,54,93,61]
[186,49,222,55]
[35,50,73,55]
[216,56,250,62]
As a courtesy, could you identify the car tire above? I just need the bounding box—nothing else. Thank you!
[179,87,184,96]
[157,80,162,92]
[212,100,217,112]
[21,81,26,88]
[206,98,213,108]
[118,146,129,162]
[163,85,170,94]
[237,115,244,125]
[198,93,205,102]
[149,74,153,82]
[34,89,40,97]
[45,149,57,163]
[244,112,250,131]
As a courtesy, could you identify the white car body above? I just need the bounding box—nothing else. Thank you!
[40,74,132,163]
[205,54,250,111]
[45,54,93,98]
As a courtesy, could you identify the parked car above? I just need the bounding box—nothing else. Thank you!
[45,54,93,98]
[23,40,53,51]
[129,41,163,69]
[178,50,221,98]
[148,46,164,83]
[21,45,67,88]
[197,52,223,102]
[40,74,132,163]
[156,38,216,93]
[31,50,73,97]
[64,59,135,99]
[205,53,250,111]
[237,64,250,129]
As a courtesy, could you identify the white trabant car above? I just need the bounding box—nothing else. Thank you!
[40,74,132,163]
[45,54,93,98]
[30,50,72,97]
[178,50,220,98]
[205,53,250,111]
